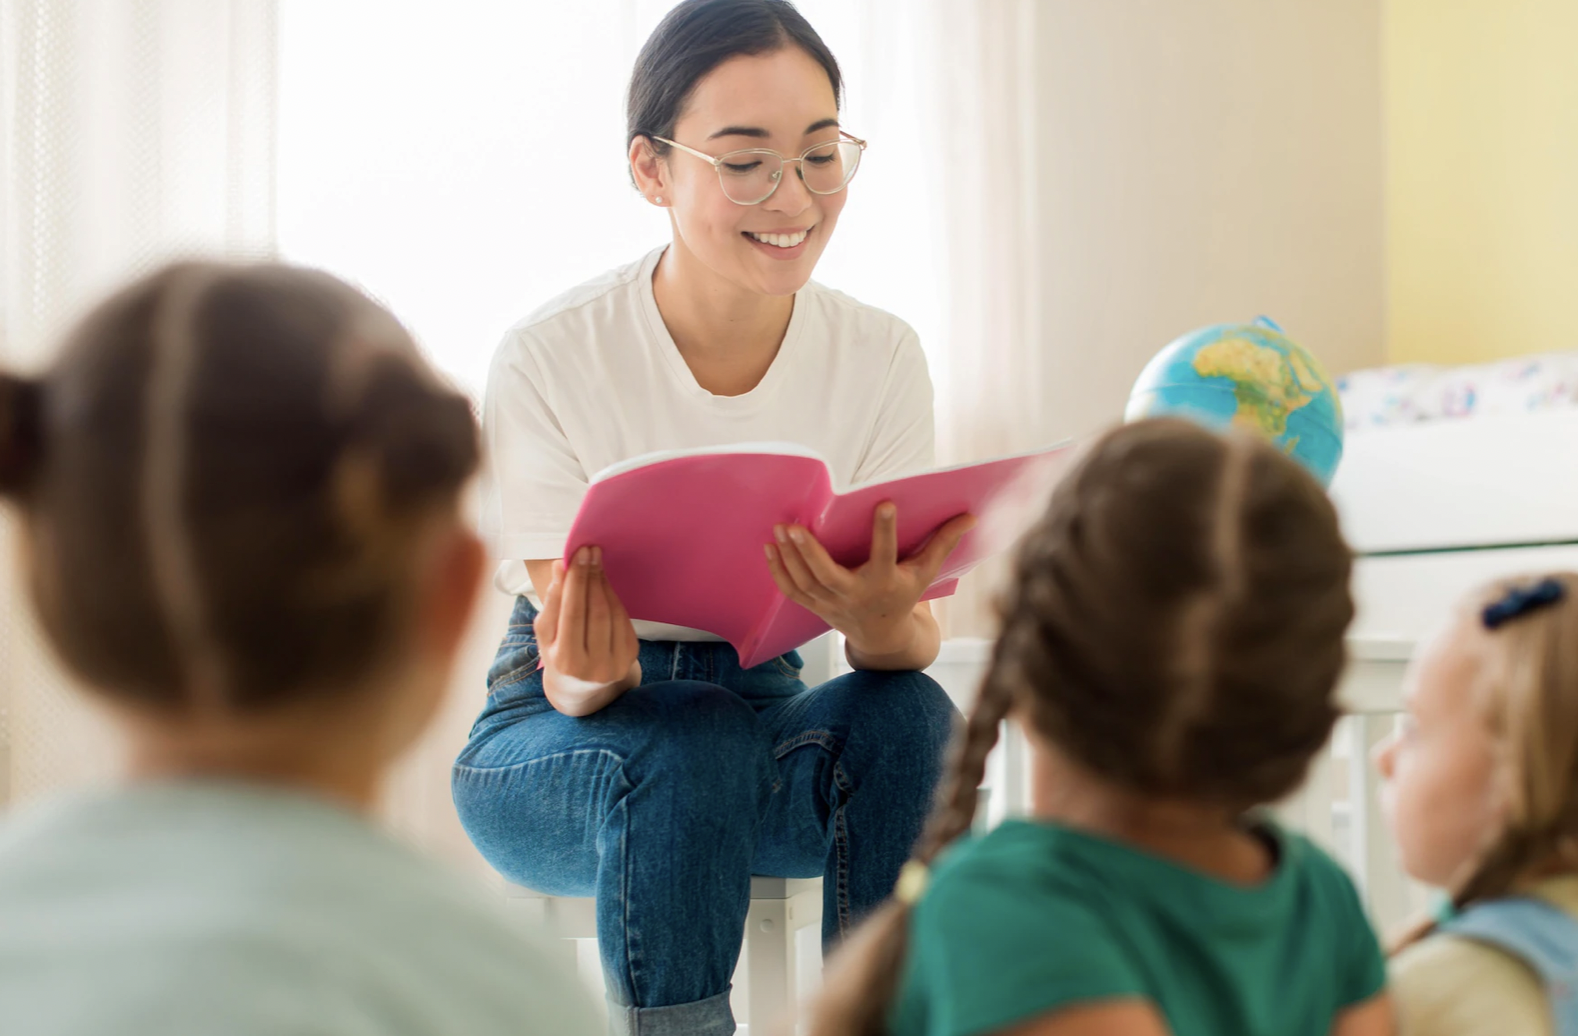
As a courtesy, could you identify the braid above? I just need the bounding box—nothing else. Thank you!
[915,653,1016,861]
[809,648,1017,1036]
[1396,827,1568,952]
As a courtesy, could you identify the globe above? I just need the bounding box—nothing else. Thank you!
[1124,317,1345,487]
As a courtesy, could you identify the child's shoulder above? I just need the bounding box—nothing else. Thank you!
[1270,822,1366,896]
[1392,927,1551,1036]
[919,820,1119,935]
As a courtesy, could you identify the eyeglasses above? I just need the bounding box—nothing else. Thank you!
[651,130,867,206]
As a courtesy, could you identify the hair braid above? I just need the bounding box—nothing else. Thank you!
[808,659,1015,1036]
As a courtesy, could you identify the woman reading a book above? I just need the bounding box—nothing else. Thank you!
[452,3,971,1032]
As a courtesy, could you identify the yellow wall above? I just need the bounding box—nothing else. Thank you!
[1386,1,1578,364]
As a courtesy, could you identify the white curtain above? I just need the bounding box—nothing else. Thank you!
[0,0,278,805]
[915,0,1046,638]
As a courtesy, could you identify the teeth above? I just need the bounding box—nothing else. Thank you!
[749,229,809,248]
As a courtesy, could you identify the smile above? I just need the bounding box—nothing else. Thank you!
[745,228,810,249]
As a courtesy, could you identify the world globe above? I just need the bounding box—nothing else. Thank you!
[1124,317,1345,487]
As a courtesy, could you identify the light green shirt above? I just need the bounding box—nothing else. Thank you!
[893,817,1387,1036]
[0,782,600,1036]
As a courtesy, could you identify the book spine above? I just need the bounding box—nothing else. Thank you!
[739,472,838,666]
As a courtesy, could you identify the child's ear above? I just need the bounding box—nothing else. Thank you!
[421,526,485,663]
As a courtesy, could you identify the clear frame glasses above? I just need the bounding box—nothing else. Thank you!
[651,130,867,206]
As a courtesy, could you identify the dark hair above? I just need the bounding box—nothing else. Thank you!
[0,261,479,715]
[809,419,1356,1036]
[626,0,842,161]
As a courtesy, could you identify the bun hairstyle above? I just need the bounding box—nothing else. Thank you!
[809,419,1355,1036]
[0,373,43,494]
[0,261,479,716]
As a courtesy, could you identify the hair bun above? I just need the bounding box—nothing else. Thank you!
[0,372,44,494]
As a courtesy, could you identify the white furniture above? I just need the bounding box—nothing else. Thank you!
[504,877,822,1035]
[1331,409,1578,555]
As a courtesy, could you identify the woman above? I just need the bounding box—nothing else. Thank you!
[451,1,967,1033]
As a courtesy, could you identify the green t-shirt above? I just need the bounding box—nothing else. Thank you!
[892,818,1386,1036]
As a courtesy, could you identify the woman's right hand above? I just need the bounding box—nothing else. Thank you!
[533,546,641,716]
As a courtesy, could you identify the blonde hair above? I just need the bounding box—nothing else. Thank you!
[807,419,1355,1036]
[1400,573,1578,949]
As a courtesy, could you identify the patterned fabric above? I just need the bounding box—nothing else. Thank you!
[1339,354,1578,430]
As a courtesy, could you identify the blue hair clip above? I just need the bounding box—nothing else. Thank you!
[1482,577,1566,630]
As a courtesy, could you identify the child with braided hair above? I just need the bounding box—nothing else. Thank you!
[809,418,1392,1036]
[1379,574,1578,1036]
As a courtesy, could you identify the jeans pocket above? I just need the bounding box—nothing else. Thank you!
[770,649,805,679]
[487,635,542,698]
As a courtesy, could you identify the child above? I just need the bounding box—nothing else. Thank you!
[1378,573,1578,1036]
[810,419,1392,1036]
[0,262,598,1036]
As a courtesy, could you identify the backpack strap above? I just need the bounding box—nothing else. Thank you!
[1443,896,1578,1036]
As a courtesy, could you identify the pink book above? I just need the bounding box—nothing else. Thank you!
[563,442,1077,668]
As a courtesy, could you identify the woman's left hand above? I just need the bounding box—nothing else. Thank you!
[765,503,976,659]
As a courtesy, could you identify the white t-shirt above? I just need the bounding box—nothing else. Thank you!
[0,781,600,1036]
[481,246,936,641]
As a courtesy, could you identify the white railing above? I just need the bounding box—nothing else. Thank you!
[1285,638,1427,933]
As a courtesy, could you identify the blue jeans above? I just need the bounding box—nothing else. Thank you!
[452,597,957,1036]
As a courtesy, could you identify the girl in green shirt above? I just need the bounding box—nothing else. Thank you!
[810,419,1392,1036]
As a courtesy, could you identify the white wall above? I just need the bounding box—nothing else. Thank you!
[1027,0,1386,442]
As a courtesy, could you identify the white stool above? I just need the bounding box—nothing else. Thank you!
[505,876,824,1034]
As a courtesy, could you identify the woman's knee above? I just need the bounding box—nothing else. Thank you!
[618,680,775,792]
[827,669,959,758]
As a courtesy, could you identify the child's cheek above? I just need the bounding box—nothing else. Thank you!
[1394,748,1500,888]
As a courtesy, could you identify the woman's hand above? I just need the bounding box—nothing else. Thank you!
[534,547,641,716]
[764,503,976,670]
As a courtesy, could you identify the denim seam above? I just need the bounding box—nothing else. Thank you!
[487,659,541,694]
[771,729,838,758]
[452,746,624,777]
[832,759,853,937]
[613,768,640,1011]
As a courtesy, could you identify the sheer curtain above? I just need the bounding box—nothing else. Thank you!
[0,0,278,805]
[275,0,1044,865]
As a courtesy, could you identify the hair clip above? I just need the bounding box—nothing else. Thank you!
[1482,577,1566,630]
[894,860,930,906]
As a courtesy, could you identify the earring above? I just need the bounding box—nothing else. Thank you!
[654,195,665,205]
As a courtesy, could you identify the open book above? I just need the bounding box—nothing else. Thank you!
[564,441,1078,668]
